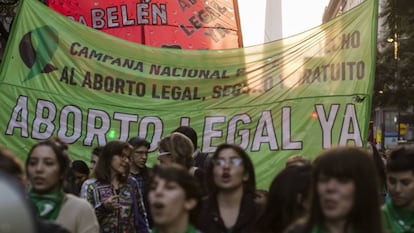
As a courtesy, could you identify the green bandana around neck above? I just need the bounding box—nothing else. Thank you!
[311,225,360,233]
[311,226,330,233]
[383,199,414,233]
[152,224,199,233]
[28,188,65,220]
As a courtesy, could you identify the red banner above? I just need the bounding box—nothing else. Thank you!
[47,0,242,49]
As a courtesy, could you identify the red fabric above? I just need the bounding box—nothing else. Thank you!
[47,0,241,49]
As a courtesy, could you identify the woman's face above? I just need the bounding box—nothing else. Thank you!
[149,176,195,227]
[27,145,61,194]
[213,148,247,191]
[317,174,355,222]
[110,149,130,176]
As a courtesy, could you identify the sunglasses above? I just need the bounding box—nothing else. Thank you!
[213,157,243,167]
[157,151,171,158]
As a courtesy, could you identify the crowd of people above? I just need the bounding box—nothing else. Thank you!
[0,125,413,233]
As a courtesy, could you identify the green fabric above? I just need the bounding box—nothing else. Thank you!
[311,225,360,233]
[28,188,65,220]
[311,226,329,233]
[0,0,378,190]
[382,199,414,233]
[151,224,198,233]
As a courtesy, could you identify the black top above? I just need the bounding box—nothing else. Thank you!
[196,193,259,233]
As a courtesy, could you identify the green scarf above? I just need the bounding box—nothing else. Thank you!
[383,199,414,233]
[152,224,199,233]
[310,225,360,233]
[311,226,329,233]
[28,188,65,220]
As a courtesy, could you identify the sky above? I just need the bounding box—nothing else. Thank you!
[238,0,330,47]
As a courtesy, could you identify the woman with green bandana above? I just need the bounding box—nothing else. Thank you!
[285,147,384,233]
[148,164,203,233]
[26,139,99,233]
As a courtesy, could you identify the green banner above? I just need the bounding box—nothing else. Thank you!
[0,0,378,189]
